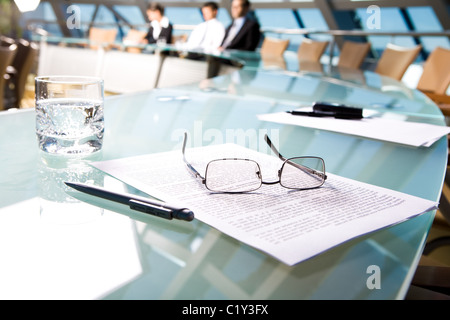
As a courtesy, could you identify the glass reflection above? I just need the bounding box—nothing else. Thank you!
[37,152,104,224]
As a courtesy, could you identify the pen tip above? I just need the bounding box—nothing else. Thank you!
[175,209,195,222]
[64,181,80,191]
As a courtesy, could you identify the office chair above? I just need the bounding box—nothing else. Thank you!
[337,41,371,69]
[406,47,450,300]
[261,56,287,70]
[5,39,38,109]
[0,44,17,110]
[298,60,324,74]
[260,37,290,57]
[407,169,450,300]
[0,35,15,47]
[123,29,147,53]
[297,38,329,62]
[375,43,422,81]
[88,27,118,50]
[259,37,290,70]
[416,47,450,116]
[171,34,188,45]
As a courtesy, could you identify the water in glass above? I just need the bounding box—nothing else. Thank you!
[36,98,104,154]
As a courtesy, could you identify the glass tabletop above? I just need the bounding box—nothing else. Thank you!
[0,66,446,300]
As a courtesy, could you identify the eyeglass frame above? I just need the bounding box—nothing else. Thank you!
[181,132,327,193]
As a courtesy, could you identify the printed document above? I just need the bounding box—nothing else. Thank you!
[92,143,437,265]
[257,111,450,147]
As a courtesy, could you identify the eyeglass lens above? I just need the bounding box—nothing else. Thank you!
[280,157,325,189]
[204,157,325,193]
[205,159,262,193]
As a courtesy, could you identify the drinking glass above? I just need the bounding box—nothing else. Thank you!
[35,76,104,155]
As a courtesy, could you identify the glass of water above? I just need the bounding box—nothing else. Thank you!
[35,76,104,155]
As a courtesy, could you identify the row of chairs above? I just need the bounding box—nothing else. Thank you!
[0,36,38,110]
[261,37,369,68]
[87,27,188,53]
[260,37,450,105]
[261,37,419,78]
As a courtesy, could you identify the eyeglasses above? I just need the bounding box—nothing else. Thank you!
[181,133,327,193]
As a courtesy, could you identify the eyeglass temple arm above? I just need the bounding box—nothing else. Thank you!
[264,134,286,161]
[182,132,206,181]
[264,134,327,181]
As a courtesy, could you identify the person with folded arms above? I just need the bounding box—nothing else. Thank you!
[144,2,173,45]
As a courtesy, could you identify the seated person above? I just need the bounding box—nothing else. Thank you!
[186,2,225,52]
[220,0,261,51]
[144,2,173,44]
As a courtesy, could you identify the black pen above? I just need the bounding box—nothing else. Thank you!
[287,110,334,117]
[65,182,194,222]
[286,110,363,119]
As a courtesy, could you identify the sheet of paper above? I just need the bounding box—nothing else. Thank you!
[257,111,450,147]
[91,144,437,266]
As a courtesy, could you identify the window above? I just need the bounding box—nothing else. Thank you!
[113,5,146,25]
[254,8,300,48]
[407,6,450,53]
[20,1,59,36]
[355,7,416,57]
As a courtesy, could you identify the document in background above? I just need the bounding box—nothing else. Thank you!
[257,111,450,147]
[91,144,437,266]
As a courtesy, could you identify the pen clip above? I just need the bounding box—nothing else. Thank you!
[333,112,363,119]
[129,199,173,220]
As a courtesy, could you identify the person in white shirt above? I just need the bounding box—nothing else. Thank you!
[186,2,225,52]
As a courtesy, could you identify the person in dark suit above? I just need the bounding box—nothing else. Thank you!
[220,0,261,51]
[144,3,173,44]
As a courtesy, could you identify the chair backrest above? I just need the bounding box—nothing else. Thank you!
[0,35,15,47]
[123,29,147,53]
[337,41,371,69]
[417,46,450,95]
[0,44,17,110]
[375,43,422,81]
[11,39,39,106]
[171,34,188,45]
[261,55,287,70]
[260,37,290,56]
[299,60,324,74]
[89,27,118,50]
[297,38,329,62]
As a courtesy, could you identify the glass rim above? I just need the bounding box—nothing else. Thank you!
[35,75,103,85]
